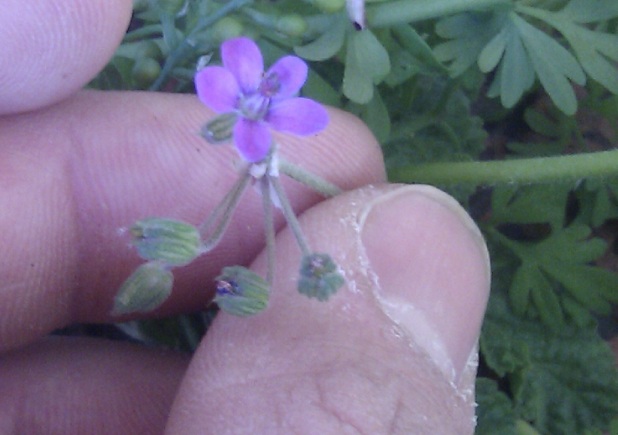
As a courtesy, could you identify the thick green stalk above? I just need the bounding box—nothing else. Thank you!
[388,150,618,185]
[367,0,512,27]
[279,159,341,197]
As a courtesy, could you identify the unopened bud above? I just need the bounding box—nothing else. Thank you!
[276,14,308,37]
[298,253,344,301]
[313,0,345,13]
[214,266,269,316]
[113,262,174,316]
[200,112,238,144]
[131,218,201,267]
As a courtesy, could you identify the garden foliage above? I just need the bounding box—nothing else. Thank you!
[94,0,618,432]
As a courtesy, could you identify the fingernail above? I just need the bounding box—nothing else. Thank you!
[359,185,490,382]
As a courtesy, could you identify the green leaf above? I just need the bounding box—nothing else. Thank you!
[557,0,618,23]
[343,28,391,103]
[516,1,618,103]
[434,12,504,76]
[476,378,518,435]
[294,14,346,61]
[549,22,618,94]
[490,183,571,229]
[575,178,618,227]
[512,14,585,115]
[491,223,616,325]
[481,288,618,434]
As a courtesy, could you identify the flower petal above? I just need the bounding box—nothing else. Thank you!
[266,56,308,99]
[222,37,264,93]
[266,98,329,135]
[195,66,239,113]
[233,119,272,162]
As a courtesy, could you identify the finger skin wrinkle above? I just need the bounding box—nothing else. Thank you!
[0,100,79,351]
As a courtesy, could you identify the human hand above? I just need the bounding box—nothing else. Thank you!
[0,1,490,433]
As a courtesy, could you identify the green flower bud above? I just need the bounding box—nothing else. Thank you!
[200,112,238,144]
[298,253,345,301]
[211,16,244,45]
[136,40,163,62]
[214,266,269,316]
[113,262,174,316]
[131,218,201,267]
[276,14,308,37]
[132,57,161,88]
[313,0,345,14]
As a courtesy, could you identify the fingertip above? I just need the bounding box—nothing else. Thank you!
[166,185,486,433]
[359,185,491,382]
[0,0,132,114]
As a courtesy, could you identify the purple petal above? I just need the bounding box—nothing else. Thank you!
[266,98,329,135]
[266,56,308,99]
[195,66,239,113]
[233,119,272,162]
[221,37,264,93]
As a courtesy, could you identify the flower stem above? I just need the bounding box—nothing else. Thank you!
[200,167,251,252]
[149,0,252,91]
[367,0,512,27]
[279,159,342,197]
[388,150,618,186]
[260,177,276,286]
[270,176,311,257]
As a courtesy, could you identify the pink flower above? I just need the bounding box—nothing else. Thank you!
[195,37,329,162]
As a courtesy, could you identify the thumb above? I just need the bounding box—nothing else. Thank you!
[166,185,490,434]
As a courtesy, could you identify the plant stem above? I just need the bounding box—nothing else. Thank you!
[200,168,251,252]
[279,159,342,197]
[270,177,311,256]
[149,0,252,91]
[388,150,618,185]
[260,177,276,286]
[367,0,512,27]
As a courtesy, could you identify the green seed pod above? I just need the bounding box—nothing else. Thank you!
[276,14,308,37]
[211,16,244,45]
[113,262,174,316]
[132,57,161,88]
[298,253,345,301]
[214,266,269,316]
[131,218,201,267]
[313,0,345,14]
[200,112,238,144]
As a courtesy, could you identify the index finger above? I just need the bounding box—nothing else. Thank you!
[0,0,131,114]
[0,90,385,351]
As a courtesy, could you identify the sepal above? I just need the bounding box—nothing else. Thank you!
[214,266,269,316]
[200,112,238,144]
[131,218,201,267]
[298,253,344,301]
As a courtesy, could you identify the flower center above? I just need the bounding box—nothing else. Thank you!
[239,92,270,121]
[259,72,281,97]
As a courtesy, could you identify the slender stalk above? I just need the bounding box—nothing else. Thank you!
[260,177,276,286]
[279,159,342,197]
[367,0,512,28]
[123,24,164,42]
[270,176,311,256]
[199,168,251,252]
[149,0,252,91]
[388,150,618,185]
